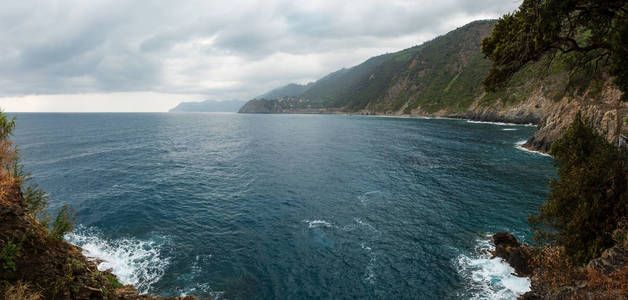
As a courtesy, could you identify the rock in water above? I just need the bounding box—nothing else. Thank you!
[492,232,532,277]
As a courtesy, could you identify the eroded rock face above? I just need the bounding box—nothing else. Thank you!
[525,83,627,152]
[492,232,533,277]
[459,87,553,125]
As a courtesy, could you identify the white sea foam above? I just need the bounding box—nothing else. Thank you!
[65,226,170,293]
[502,128,518,131]
[361,242,376,284]
[515,140,552,157]
[303,219,333,228]
[467,120,536,127]
[455,236,531,299]
[354,218,378,233]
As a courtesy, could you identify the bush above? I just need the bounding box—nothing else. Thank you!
[50,205,76,241]
[105,274,123,289]
[529,113,628,265]
[1,240,21,272]
[23,184,50,225]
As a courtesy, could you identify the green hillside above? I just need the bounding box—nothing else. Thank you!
[241,19,603,116]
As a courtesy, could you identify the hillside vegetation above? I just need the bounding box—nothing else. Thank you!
[241,20,592,115]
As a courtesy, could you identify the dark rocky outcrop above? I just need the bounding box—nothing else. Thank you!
[491,232,533,277]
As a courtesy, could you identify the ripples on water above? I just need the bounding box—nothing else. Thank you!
[12,113,554,299]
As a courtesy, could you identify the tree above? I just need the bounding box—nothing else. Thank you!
[529,113,628,265]
[481,0,628,101]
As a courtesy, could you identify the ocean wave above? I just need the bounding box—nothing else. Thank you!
[303,219,333,228]
[502,128,518,131]
[65,226,170,293]
[515,140,552,157]
[455,236,530,299]
[466,120,536,127]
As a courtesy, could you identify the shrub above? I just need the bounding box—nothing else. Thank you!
[1,240,22,272]
[529,112,628,264]
[105,274,123,289]
[50,205,76,241]
[23,183,50,225]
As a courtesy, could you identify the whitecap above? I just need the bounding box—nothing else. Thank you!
[467,120,536,127]
[515,140,552,157]
[65,226,170,294]
[303,219,333,228]
[454,236,531,299]
[502,128,518,131]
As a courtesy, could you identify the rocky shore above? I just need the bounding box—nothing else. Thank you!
[240,85,627,153]
[0,177,201,299]
[491,232,628,299]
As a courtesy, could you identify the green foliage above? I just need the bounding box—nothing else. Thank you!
[66,258,84,274]
[529,113,628,265]
[1,240,22,272]
[295,20,496,113]
[104,274,123,289]
[23,184,51,226]
[482,0,628,100]
[0,111,15,140]
[50,205,76,242]
[610,7,628,102]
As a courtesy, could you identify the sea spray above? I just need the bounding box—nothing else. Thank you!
[455,236,531,299]
[515,140,552,157]
[303,219,334,228]
[65,226,170,293]
[466,120,536,127]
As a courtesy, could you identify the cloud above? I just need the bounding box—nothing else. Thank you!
[0,0,521,110]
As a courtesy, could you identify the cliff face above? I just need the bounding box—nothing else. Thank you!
[525,82,627,152]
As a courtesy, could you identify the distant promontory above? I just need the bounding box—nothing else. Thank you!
[168,99,247,112]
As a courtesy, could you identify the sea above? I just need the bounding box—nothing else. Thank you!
[11,113,555,299]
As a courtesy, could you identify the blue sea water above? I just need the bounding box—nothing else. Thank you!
[11,113,554,299]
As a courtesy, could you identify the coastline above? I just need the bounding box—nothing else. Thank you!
[238,110,540,126]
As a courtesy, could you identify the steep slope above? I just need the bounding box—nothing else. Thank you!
[240,20,494,114]
[240,20,626,151]
[256,83,313,100]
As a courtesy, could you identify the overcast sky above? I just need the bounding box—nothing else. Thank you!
[0,0,521,112]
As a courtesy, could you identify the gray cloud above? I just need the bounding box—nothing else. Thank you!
[0,0,521,100]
